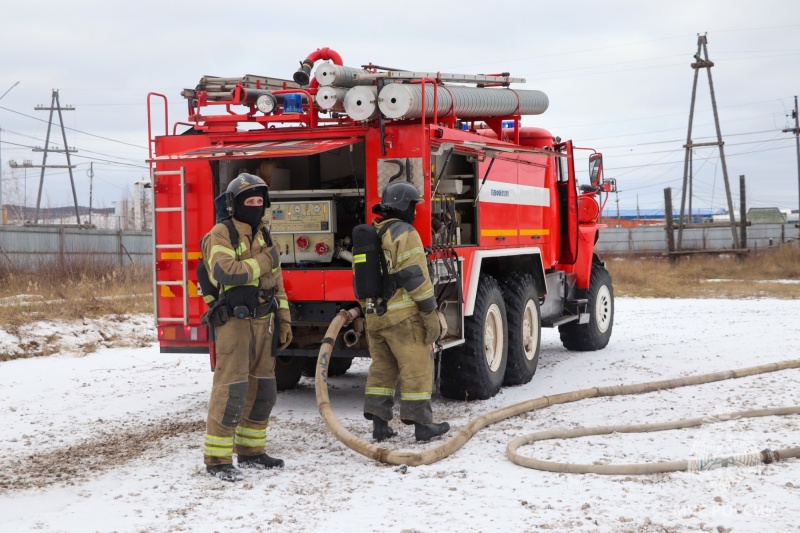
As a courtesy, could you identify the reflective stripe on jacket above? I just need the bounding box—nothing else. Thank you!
[364,218,436,330]
[201,217,291,324]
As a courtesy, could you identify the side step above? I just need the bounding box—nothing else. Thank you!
[541,299,589,328]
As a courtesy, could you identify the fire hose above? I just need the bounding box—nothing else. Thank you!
[315,308,800,473]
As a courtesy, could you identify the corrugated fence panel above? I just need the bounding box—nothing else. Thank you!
[596,224,797,254]
[0,226,153,268]
[1,224,795,266]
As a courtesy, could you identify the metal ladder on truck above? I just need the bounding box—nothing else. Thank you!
[151,167,189,326]
[146,91,189,328]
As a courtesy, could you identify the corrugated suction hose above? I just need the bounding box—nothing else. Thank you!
[316,309,800,473]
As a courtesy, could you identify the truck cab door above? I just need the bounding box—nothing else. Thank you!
[554,141,578,264]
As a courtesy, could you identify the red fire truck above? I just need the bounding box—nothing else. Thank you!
[147,47,616,400]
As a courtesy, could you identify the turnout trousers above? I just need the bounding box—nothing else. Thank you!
[204,316,277,466]
[364,314,434,424]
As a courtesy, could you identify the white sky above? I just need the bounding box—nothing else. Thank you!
[1,0,799,214]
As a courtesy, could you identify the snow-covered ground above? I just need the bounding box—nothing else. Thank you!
[1,298,799,533]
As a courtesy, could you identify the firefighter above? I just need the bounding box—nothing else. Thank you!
[363,181,450,442]
[201,173,293,482]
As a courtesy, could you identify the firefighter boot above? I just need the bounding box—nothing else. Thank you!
[206,464,244,482]
[414,421,450,442]
[372,417,396,442]
[237,454,285,469]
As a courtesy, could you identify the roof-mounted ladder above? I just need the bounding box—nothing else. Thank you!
[354,71,526,85]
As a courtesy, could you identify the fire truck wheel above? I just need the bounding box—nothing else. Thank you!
[440,275,508,401]
[559,263,614,351]
[501,273,541,386]
[302,356,354,377]
[275,356,304,390]
[301,357,317,377]
[329,356,354,376]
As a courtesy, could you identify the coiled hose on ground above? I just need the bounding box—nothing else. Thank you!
[315,309,800,473]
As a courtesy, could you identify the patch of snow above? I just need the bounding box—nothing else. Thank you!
[0,298,799,532]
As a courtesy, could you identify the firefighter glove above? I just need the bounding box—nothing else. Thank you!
[278,321,293,350]
[420,309,442,345]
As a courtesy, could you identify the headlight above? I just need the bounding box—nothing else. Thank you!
[256,93,277,114]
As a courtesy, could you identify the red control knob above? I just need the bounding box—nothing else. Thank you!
[315,242,329,256]
[296,236,309,250]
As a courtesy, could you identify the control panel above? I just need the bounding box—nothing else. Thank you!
[269,200,335,234]
[268,200,335,264]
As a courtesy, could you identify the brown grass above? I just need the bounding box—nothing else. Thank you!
[0,256,152,329]
[606,243,800,299]
[0,245,797,332]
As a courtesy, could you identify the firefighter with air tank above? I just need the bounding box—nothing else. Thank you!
[354,180,450,442]
[199,173,292,482]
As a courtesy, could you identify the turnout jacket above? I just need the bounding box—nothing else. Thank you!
[365,218,436,330]
[201,217,290,323]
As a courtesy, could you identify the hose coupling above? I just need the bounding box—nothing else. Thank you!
[760,448,780,464]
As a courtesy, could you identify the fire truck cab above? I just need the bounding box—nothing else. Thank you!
[147,48,617,400]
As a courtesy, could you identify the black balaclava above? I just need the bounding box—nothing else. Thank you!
[381,203,417,225]
[234,188,266,231]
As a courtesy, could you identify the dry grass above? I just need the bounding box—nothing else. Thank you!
[0,256,152,330]
[0,245,797,332]
[606,243,800,299]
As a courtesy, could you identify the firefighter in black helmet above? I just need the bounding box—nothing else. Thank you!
[362,180,450,442]
[200,173,292,482]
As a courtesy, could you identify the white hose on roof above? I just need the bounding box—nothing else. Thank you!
[314,62,374,87]
[378,84,549,120]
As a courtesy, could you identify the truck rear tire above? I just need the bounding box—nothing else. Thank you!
[502,273,540,386]
[559,263,614,351]
[275,356,304,390]
[440,275,508,401]
[302,356,354,377]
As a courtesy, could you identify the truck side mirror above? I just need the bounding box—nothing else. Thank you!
[588,153,603,187]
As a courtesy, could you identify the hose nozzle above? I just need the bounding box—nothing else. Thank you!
[293,59,315,86]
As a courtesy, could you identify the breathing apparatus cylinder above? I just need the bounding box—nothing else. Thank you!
[351,224,384,312]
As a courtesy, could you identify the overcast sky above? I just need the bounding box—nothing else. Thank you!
[1,0,799,215]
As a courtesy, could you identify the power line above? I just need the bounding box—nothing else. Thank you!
[605,141,794,171]
[607,133,788,159]
[0,104,146,149]
[0,127,145,163]
[0,139,147,168]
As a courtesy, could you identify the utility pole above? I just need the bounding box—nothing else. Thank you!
[11,90,81,225]
[689,149,693,223]
[783,96,800,224]
[678,34,739,250]
[615,189,621,227]
[0,81,20,224]
[87,163,94,225]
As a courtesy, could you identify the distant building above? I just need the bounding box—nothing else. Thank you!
[747,208,786,224]
[601,208,725,227]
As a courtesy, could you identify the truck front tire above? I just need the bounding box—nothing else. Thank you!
[559,263,614,351]
[440,275,508,400]
[275,356,304,390]
[302,356,354,377]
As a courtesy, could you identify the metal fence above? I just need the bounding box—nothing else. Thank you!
[1,223,795,269]
[0,225,152,268]
[596,223,799,254]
